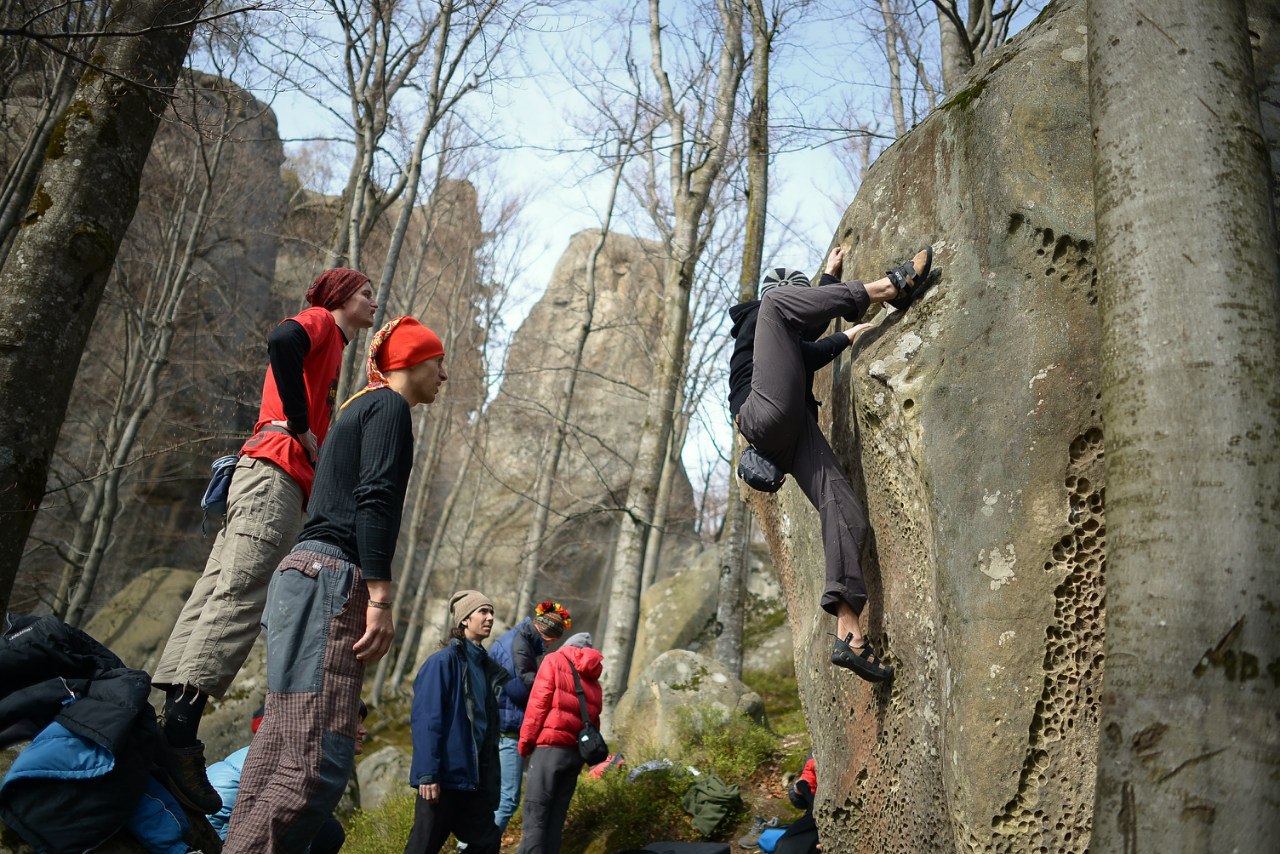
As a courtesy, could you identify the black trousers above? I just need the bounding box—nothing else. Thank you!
[737,281,872,616]
[516,746,583,853]
[403,789,501,854]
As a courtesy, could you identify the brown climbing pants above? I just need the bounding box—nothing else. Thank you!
[736,280,872,616]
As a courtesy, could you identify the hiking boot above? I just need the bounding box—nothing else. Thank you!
[156,733,221,813]
[738,815,779,848]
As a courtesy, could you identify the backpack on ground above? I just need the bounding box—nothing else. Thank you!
[680,772,742,836]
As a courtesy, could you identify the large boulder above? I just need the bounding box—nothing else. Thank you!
[626,550,720,685]
[613,650,764,750]
[753,2,1110,851]
[355,744,413,813]
[83,567,200,675]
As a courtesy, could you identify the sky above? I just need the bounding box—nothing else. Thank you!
[236,1,1039,509]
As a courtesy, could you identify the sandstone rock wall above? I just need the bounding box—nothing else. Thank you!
[754,3,1107,851]
[425,231,700,635]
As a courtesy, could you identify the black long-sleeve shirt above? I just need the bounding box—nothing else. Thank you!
[726,274,851,419]
[296,388,414,580]
[267,319,312,434]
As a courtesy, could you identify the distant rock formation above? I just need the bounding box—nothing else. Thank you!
[423,231,700,637]
[754,3,1107,851]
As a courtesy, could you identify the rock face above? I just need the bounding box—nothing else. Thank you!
[627,550,720,685]
[425,231,699,635]
[753,3,1108,851]
[356,744,413,812]
[613,650,764,750]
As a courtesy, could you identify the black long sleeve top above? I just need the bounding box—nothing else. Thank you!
[726,275,851,419]
[266,319,312,434]
[296,388,414,580]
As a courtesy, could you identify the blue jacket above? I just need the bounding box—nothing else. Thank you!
[408,638,510,801]
[0,616,183,854]
[2,721,188,854]
[488,619,545,733]
[206,746,250,841]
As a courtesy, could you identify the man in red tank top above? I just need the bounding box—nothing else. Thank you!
[151,268,376,812]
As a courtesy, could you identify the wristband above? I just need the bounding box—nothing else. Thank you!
[368,600,392,610]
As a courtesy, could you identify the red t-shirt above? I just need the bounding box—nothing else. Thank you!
[240,307,345,500]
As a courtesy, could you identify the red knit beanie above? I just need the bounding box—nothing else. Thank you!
[376,316,444,372]
[305,267,369,309]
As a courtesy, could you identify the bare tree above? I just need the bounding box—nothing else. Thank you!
[0,1,110,266]
[1087,0,1280,849]
[0,0,205,617]
[598,0,747,723]
[54,70,249,624]
[510,120,639,621]
[932,0,1030,92]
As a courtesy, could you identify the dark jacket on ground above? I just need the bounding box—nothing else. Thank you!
[0,615,165,853]
[488,618,546,733]
[726,275,851,420]
[408,638,510,806]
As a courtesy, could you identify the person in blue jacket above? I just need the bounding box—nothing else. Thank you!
[404,590,510,854]
[485,599,569,836]
[207,701,369,850]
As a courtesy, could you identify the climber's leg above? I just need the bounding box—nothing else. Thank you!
[738,283,868,468]
[789,416,869,619]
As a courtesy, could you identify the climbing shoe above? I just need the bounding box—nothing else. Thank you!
[886,245,934,311]
[738,815,780,848]
[831,633,894,682]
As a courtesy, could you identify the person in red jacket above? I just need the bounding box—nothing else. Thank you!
[516,633,602,853]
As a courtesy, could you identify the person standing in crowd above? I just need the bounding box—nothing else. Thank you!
[485,600,571,836]
[403,591,510,854]
[516,632,602,854]
[152,268,376,811]
[225,316,447,853]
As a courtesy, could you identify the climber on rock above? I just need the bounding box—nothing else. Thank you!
[727,243,933,683]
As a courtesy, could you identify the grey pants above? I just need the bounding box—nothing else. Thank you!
[737,281,872,616]
[516,746,583,854]
[153,455,304,697]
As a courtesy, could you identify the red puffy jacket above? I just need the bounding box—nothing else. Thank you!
[517,645,603,757]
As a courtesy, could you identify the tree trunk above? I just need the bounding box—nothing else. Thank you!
[391,442,477,689]
[513,134,631,621]
[1087,0,1280,849]
[63,94,229,625]
[640,393,689,592]
[935,0,973,92]
[713,474,749,676]
[0,0,203,617]
[597,0,744,726]
[880,0,908,135]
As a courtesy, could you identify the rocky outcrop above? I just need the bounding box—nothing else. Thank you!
[627,550,720,685]
[613,650,764,751]
[356,745,413,812]
[754,3,1107,852]
[424,231,700,635]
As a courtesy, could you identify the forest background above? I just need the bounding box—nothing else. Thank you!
[0,0,1040,705]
